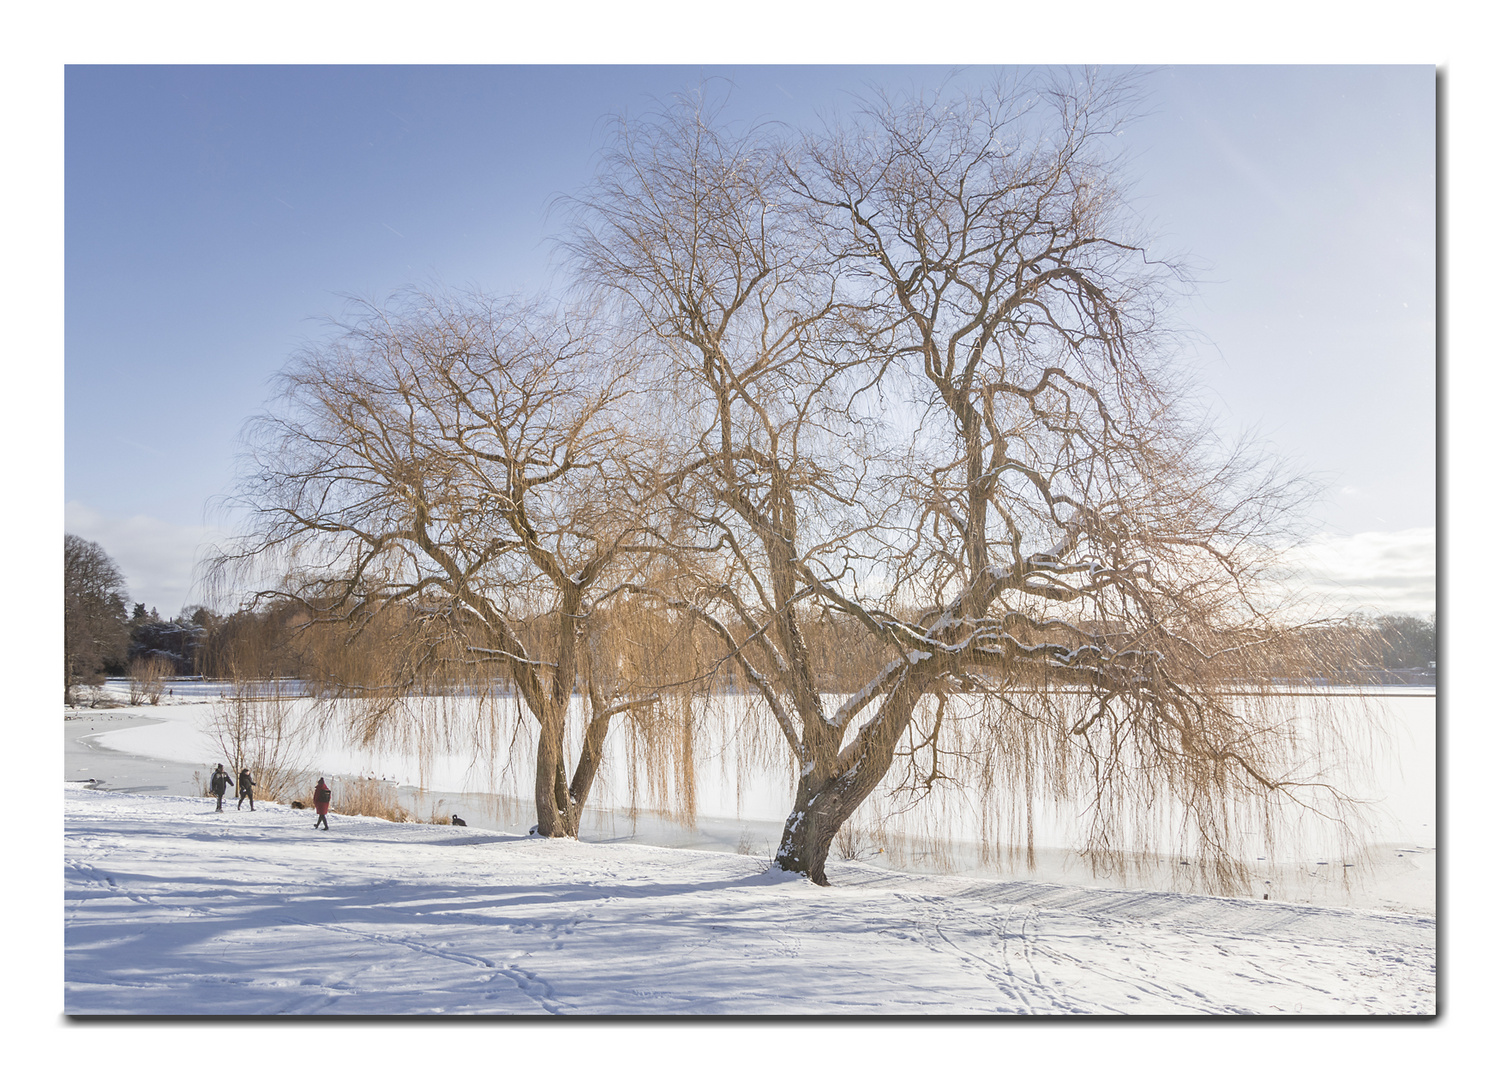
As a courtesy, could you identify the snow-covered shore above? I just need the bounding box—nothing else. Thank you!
[64,785,1434,1015]
[65,686,1439,916]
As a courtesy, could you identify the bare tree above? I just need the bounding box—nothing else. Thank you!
[64,534,130,704]
[215,290,689,837]
[569,77,1352,888]
[208,676,310,805]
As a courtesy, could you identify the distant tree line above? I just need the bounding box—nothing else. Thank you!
[64,535,130,701]
[64,533,216,702]
[64,534,1438,702]
[1281,614,1436,683]
[1361,614,1436,671]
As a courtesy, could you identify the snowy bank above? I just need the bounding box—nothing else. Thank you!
[64,785,1434,1015]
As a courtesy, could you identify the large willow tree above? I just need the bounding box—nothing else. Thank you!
[567,73,1350,887]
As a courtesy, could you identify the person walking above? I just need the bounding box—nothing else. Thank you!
[236,767,256,811]
[312,777,331,830]
[209,764,232,812]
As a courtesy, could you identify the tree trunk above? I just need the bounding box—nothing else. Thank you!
[774,675,923,884]
[772,779,845,886]
[531,702,616,839]
[533,595,585,838]
[534,701,574,837]
[568,702,613,815]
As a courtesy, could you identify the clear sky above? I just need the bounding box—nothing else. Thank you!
[62,64,1435,616]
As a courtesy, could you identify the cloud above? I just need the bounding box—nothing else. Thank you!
[64,502,224,616]
[1280,527,1436,616]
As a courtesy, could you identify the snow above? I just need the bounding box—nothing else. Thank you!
[65,687,1438,912]
[49,680,1448,1031]
[65,785,1433,1015]
[35,671,1472,1075]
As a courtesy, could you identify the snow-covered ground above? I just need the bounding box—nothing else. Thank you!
[61,687,1437,1016]
[65,784,1433,1015]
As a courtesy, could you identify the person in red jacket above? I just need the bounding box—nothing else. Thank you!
[312,777,331,830]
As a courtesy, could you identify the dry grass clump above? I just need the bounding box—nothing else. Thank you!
[242,761,309,807]
[834,820,885,862]
[307,775,411,823]
[418,797,469,825]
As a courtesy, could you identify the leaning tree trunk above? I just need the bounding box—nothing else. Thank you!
[568,700,613,815]
[774,674,925,885]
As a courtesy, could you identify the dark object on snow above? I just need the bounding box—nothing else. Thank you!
[313,777,331,830]
[451,814,467,827]
[209,764,232,812]
[237,768,256,811]
[291,801,305,810]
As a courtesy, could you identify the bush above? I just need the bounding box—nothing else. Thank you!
[308,775,410,823]
[127,655,174,705]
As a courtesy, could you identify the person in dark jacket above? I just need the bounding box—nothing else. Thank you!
[313,777,331,830]
[209,764,232,812]
[236,768,256,811]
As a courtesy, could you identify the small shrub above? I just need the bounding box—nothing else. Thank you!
[834,820,885,862]
[72,680,121,708]
[313,775,410,823]
[128,656,173,705]
[244,762,310,807]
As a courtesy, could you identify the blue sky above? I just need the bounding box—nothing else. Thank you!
[62,65,1435,615]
